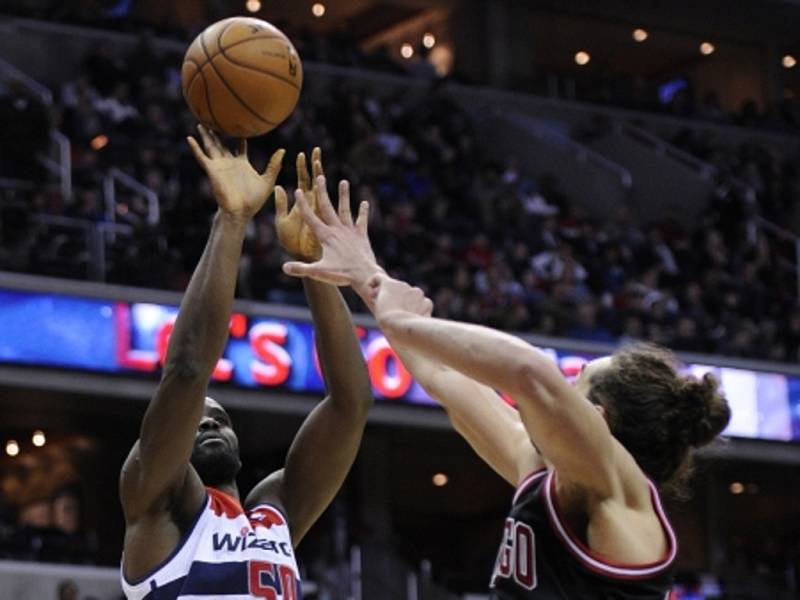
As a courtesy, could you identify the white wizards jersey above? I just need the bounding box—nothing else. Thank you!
[122,488,301,600]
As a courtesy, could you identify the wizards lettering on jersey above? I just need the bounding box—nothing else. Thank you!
[212,532,293,557]
[491,517,537,591]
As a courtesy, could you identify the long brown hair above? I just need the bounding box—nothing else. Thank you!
[587,343,731,498]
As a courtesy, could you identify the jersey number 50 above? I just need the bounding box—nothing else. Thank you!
[491,518,537,590]
[248,560,298,600]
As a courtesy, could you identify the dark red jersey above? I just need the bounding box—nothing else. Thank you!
[489,469,676,599]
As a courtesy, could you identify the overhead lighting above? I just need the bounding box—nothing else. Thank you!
[632,28,649,42]
[5,440,19,457]
[90,134,108,151]
[245,0,261,12]
[423,33,436,49]
[312,3,326,17]
[729,481,744,494]
[783,54,797,68]
[401,43,414,59]
[32,430,46,447]
[574,51,591,66]
[700,42,715,56]
[432,473,448,487]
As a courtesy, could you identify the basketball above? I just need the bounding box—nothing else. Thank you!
[181,17,303,138]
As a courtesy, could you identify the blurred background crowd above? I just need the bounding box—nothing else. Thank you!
[1,1,800,599]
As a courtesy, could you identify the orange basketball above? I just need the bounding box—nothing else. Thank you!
[181,17,303,138]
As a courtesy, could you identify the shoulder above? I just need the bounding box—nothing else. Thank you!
[244,468,287,516]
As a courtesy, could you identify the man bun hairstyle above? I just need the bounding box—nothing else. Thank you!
[587,343,731,498]
[679,372,731,448]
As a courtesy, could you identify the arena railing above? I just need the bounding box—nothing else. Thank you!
[0,54,73,201]
[32,214,135,281]
[37,130,72,201]
[756,216,800,301]
[103,167,160,228]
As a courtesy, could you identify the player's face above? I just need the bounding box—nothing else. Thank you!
[190,397,242,487]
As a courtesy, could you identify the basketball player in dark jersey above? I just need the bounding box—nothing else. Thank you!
[120,129,373,599]
[280,183,732,599]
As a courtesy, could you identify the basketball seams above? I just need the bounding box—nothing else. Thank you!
[201,27,277,128]
[183,34,287,97]
[194,54,224,133]
[215,48,301,92]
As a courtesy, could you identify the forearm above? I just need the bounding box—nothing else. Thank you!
[165,211,248,375]
[380,312,546,398]
[303,279,373,411]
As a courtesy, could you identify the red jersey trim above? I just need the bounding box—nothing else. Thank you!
[512,468,548,506]
[543,470,677,580]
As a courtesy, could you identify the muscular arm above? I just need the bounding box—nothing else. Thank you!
[246,279,373,545]
[120,212,247,520]
[392,343,542,486]
[120,129,283,522]
[379,312,623,498]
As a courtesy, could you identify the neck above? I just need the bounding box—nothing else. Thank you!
[210,482,240,502]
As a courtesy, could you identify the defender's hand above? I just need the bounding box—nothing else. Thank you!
[187,124,284,221]
[274,147,324,261]
[282,175,381,293]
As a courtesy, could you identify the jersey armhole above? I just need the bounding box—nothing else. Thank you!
[121,490,210,587]
[543,470,678,580]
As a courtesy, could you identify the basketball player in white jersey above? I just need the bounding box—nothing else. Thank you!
[120,128,373,600]
[281,180,731,599]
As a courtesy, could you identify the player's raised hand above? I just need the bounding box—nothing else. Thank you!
[274,148,324,261]
[282,175,382,293]
[368,274,434,323]
[187,124,284,220]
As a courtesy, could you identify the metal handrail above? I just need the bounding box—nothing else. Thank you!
[36,130,73,200]
[0,55,53,106]
[32,214,134,282]
[615,121,716,179]
[103,168,160,226]
[501,112,633,188]
[0,56,73,200]
[755,216,800,301]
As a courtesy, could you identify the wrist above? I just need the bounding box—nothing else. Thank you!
[376,308,412,333]
[215,210,250,231]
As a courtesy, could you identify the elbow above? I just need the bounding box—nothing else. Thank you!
[512,356,552,405]
[162,356,206,382]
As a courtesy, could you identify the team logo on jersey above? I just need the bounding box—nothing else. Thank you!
[249,507,285,529]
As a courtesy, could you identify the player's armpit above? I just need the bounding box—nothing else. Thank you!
[512,359,630,500]
[246,280,372,546]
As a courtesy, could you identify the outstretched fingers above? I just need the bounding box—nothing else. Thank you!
[197,124,224,158]
[296,152,311,193]
[355,200,370,236]
[261,148,286,185]
[312,147,324,179]
[282,260,350,285]
[275,186,289,218]
[186,136,210,169]
[295,189,329,238]
[338,180,352,225]
[313,175,340,225]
